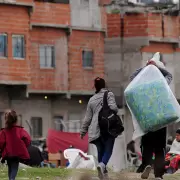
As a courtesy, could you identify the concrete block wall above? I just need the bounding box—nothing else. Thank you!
[70,0,102,29]
[10,95,88,137]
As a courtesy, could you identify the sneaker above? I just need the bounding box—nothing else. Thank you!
[141,165,152,179]
[104,170,109,180]
[97,163,105,180]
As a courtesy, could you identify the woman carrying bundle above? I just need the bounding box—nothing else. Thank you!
[130,53,172,180]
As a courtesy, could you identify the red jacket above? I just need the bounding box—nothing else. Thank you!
[0,126,31,160]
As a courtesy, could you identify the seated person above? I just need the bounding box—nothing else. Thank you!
[165,129,180,174]
[24,144,43,167]
[41,144,56,168]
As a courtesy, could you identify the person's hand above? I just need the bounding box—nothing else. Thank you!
[146,60,156,66]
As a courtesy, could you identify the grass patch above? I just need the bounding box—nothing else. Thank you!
[0,167,179,180]
[0,167,71,179]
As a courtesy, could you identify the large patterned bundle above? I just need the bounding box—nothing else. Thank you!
[125,63,180,139]
[125,80,178,132]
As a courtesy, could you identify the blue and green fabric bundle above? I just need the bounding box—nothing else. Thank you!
[125,80,179,132]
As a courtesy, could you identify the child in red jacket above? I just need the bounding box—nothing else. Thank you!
[0,110,31,180]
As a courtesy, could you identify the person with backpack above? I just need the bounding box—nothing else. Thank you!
[80,77,124,179]
[0,110,31,180]
[130,54,172,180]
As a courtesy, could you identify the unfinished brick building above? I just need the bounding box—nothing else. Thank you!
[104,2,180,142]
[0,0,106,138]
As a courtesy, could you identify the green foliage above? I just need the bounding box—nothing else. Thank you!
[111,9,120,14]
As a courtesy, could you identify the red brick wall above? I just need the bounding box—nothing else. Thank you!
[68,30,104,91]
[107,13,148,37]
[31,2,70,26]
[99,0,111,5]
[107,14,121,37]
[141,42,174,54]
[147,13,162,37]
[124,14,148,37]
[107,13,180,39]
[29,27,68,91]
[101,7,107,30]
[0,5,30,83]
[16,0,33,4]
[164,15,179,39]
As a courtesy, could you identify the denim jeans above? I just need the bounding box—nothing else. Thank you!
[7,160,19,180]
[41,161,56,168]
[92,136,115,166]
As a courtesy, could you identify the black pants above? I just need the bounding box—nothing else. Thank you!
[7,159,19,180]
[91,136,115,166]
[137,128,166,178]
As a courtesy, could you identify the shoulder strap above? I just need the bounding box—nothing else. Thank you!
[102,91,109,109]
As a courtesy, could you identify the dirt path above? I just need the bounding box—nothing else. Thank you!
[69,171,180,180]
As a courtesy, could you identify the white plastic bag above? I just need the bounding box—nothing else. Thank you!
[147,52,166,69]
[124,65,180,140]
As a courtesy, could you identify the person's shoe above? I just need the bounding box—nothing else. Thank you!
[141,165,152,179]
[155,178,163,180]
[97,163,105,180]
[104,169,109,180]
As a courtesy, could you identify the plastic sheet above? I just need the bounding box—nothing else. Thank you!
[147,52,166,69]
[124,65,180,140]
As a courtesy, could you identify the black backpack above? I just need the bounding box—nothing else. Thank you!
[98,91,124,138]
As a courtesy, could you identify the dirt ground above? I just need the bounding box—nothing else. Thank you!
[69,171,180,180]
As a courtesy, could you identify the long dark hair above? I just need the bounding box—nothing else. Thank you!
[94,77,106,93]
[5,110,18,129]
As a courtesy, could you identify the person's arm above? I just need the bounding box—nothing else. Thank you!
[21,129,31,148]
[80,102,93,138]
[130,68,143,81]
[158,67,173,85]
[0,131,5,150]
[107,92,118,113]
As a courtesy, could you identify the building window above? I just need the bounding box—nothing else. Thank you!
[82,50,93,68]
[12,35,25,59]
[54,116,64,131]
[68,113,82,132]
[31,117,43,138]
[39,45,55,68]
[0,34,7,57]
